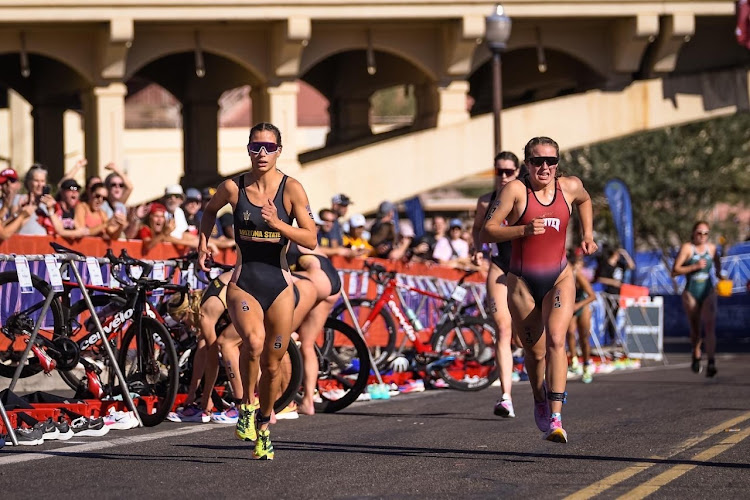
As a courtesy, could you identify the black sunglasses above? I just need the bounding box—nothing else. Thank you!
[495,168,517,177]
[528,156,559,167]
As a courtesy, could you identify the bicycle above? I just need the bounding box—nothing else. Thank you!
[330,261,498,391]
[0,244,179,426]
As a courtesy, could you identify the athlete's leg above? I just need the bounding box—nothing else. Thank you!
[700,290,718,363]
[542,269,576,416]
[297,292,339,415]
[506,275,545,401]
[681,291,702,360]
[217,324,244,400]
[183,295,221,407]
[566,316,578,366]
[487,264,514,407]
[226,283,267,408]
[577,305,592,367]
[256,286,296,430]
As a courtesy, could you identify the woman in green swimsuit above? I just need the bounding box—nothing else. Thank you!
[672,221,722,377]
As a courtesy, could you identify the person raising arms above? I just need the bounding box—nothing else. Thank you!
[472,151,522,418]
[482,136,597,443]
[198,122,317,460]
[672,221,722,377]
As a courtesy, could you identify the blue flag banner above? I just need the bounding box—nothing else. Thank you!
[403,197,425,239]
[604,178,635,283]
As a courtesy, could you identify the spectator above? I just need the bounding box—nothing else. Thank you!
[102,163,134,219]
[595,245,636,345]
[369,200,410,260]
[15,165,54,235]
[422,215,448,257]
[331,192,352,238]
[316,208,343,255]
[0,168,35,240]
[55,179,83,231]
[57,157,87,191]
[82,174,102,203]
[432,218,471,267]
[163,184,189,238]
[200,186,235,248]
[74,182,127,239]
[138,202,175,252]
[343,213,374,257]
[184,188,202,236]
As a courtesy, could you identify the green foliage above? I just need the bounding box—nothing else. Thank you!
[561,112,750,249]
[370,86,416,120]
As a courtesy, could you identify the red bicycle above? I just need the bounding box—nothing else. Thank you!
[330,262,498,391]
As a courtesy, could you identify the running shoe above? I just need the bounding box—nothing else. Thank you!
[252,429,274,460]
[544,413,568,443]
[398,379,425,394]
[706,360,717,378]
[71,415,110,437]
[534,382,550,432]
[55,418,75,441]
[494,398,515,418]
[581,369,593,384]
[235,402,258,441]
[103,408,139,430]
[35,417,61,441]
[275,402,299,421]
[178,404,211,423]
[691,356,702,374]
[2,427,44,446]
[211,405,239,424]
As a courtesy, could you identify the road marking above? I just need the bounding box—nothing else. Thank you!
[565,411,750,500]
[619,425,750,499]
[0,424,215,465]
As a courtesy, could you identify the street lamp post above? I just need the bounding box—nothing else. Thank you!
[485,5,512,155]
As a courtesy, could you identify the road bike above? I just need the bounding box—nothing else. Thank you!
[329,261,498,391]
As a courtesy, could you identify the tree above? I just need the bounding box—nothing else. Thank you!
[561,112,750,250]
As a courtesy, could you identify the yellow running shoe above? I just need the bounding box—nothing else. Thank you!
[235,403,258,442]
[253,429,274,460]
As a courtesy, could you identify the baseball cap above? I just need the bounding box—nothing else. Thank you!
[201,187,217,199]
[164,184,184,198]
[150,202,167,215]
[0,168,19,184]
[185,188,202,202]
[377,201,396,217]
[331,193,352,206]
[349,213,366,228]
[449,218,463,229]
[60,179,81,191]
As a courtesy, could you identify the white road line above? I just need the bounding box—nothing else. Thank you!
[0,424,215,465]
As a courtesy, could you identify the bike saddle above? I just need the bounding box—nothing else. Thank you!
[50,241,86,257]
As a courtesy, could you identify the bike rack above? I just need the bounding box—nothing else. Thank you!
[1,252,144,428]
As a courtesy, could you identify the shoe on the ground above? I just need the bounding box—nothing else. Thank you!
[3,427,44,446]
[276,402,299,420]
[55,418,75,440]
[706,361,717,378]
[71,415,110,437]
[544,413,568,443]
[582,369,593,384]
[103,407,139,430]
[35,417,61,441]
[252,428,274,460]
[494,398,516,418]
[178,404,211,423]
[398,379,425,394]
[211,405,239,424]
[691,356,702,374]
[534,382,550,432]
[235,402,258,441]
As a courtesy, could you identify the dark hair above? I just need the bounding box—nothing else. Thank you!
[248,122,282,146]
[692,220,709,233]
[104,172,122,188]
[89,182,106,193]
[319,208,335,219]
[523,136,559,161]
[494,151,519,167]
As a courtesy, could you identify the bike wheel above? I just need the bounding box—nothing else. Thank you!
[274,340,303,412]
[0,271,64,379]
[309,317,371,413]
[58,294,128,392]
[117,316,179,426]
[330,298,396,371]
[430,316,498,391]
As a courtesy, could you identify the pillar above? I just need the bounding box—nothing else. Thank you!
[436,80,470,127]
[182,99,220,187]
[326,95,371,146]
[32,103,66,181]
[82,83,126,177]
[9,90,33,173]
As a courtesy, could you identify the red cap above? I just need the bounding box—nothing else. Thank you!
[149,202,167,215]
[0,168,18,184]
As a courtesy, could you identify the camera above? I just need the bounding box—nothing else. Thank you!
[42,185,51,196]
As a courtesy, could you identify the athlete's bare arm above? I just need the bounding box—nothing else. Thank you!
[271,177,317,250]
[560,176,597,255]
[482,180,544,242]
[472,191,492,250]
[198,179,238,271]
[672,243,697,277]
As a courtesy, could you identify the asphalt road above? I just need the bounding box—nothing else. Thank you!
[1,352,749,499]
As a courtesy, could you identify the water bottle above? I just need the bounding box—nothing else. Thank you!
[405,307,424,331]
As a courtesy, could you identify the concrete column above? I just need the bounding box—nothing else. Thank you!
[436,80,470,127]
[251,81,300,173]
[326,95,371,145]
[413,83,439,129]
[182,99,220,187]
[8,90,33,172]
[32,103,66,181]
[82,83,126,177]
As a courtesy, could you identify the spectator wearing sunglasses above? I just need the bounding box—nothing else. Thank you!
[197,122,317,460]
[163,184,190,239]
[101,163,134,221]
[471,151,522,419]
[74,182,127,239]
[671,221,722,377]
[482,136,597,444]
[0,167,35,240]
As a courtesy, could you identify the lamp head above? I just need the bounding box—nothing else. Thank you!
[485,4,512,52]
